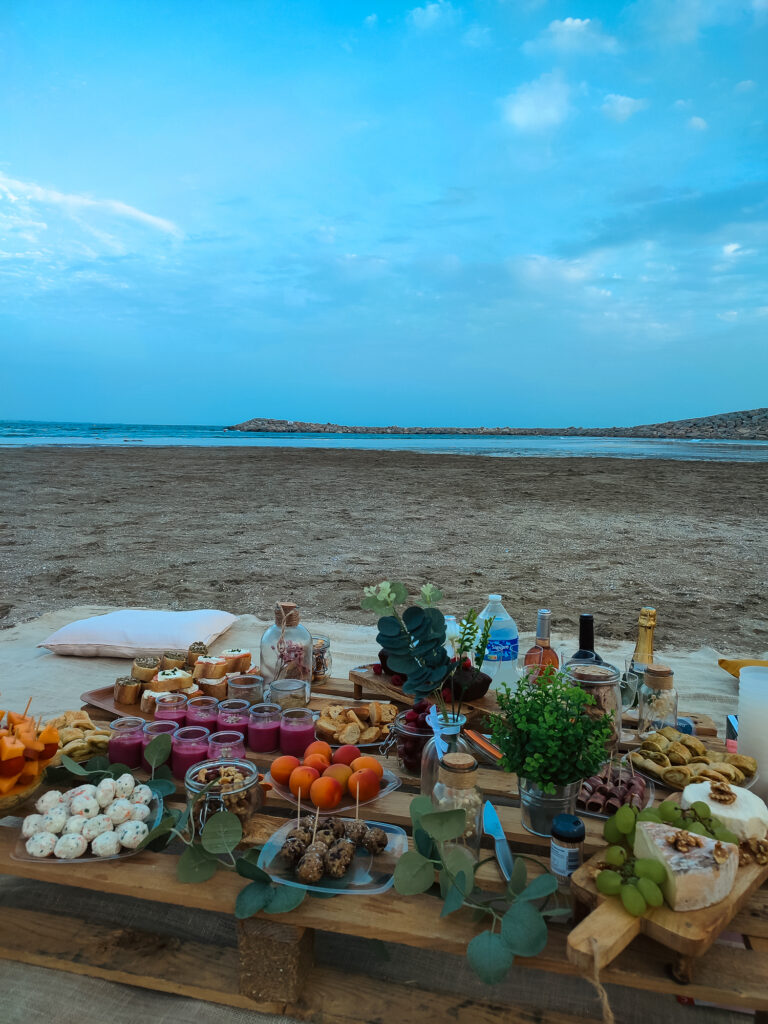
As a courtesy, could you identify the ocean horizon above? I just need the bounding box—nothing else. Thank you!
[1,420,767,462]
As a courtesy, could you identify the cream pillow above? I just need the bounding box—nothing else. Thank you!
[38,608,237,658]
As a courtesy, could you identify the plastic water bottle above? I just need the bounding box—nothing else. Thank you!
[477,594,519,681]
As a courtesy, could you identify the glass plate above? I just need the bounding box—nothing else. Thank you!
[11,795,163,864]
[621,754,759,792]
[258,817,408,895]
[577,778,656,820]
[310,710,388,750]
[266,768,400,816]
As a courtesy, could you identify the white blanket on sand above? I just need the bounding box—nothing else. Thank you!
[0,606,753,733]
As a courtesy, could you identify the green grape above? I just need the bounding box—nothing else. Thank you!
[636,809,662,823]
[714,828,739,845]
[595,869,623,896]
[634,858,667,885]
[614,805,636,835]
[626,826,636,850]
[690,801,711,819]
[658,801,679,823]
[688,821,710,837]
[603,816,624,844]
[636,877,664,907]
[620,884,648,917]
[603,845,627,867]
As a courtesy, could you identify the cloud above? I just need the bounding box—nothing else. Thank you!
[689,115,708,130]
[602,94,648,121]
[523,18,620,55]
[463,24,491,47]
[406,1,459,31]
[502,72,571,132]
[0,172,181,237]
[364,13,378,27]
[673,98,692,109]
[734,79,756,92]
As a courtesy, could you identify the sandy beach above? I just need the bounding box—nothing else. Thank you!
[0,446,765,654]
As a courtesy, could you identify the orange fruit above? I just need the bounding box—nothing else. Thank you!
[271,755,300,787]
[289,765,320,799]
[347,768,380,803]
[303,753,331,774]
[304,740,333,762]
[309,776,343,810]
[323,763,352,793]
[350,755,384,780]
[332,744,361,766]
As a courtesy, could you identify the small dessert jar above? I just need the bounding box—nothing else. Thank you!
[185,758,263,837]
[279,708,316,758]
[154,693,188,726]
[227,674,265,704]
[141,719,179,772]
[108,717,145,768]
[217,698,251,738]
[269,677,311,710]
[207,730,247,760]
[171,726,211,779]
[185,696,220,733]
[247,703,282,753]
[311,635,332,683]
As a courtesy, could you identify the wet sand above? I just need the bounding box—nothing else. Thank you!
[0,447,765,653]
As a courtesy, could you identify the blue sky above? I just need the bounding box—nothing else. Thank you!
[0,0,766,428]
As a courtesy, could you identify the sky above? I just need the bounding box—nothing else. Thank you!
[0,0,766,428]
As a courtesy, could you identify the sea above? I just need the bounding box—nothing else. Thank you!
[1,420,766,461]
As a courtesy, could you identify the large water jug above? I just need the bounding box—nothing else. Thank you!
[477,594,519,682]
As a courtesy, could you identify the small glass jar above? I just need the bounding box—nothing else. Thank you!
[227,674,265,703]
[311,635,332,683]
[185,758,264,835]
[185,696,220,733]
[269,677,311,710]
[207,730,246,760]
[260,601,313,686]
[248,703,282,753]
[637,663,678,738]
[565,662,622,756]
[154,693,188,726]
[108,717,145,768]
[385,710,433,776]
[279,708,316,758]
[141,719,179,772]
[431,752,483,860]
[171,726,211,779]
[217,698,250,738]
[550,813,585,886]
[420,713,470,798]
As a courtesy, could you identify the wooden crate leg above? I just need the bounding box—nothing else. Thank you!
[237,919,313,1003]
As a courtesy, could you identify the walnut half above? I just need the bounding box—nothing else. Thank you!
[665,829,704,852]
[709,780,737,805]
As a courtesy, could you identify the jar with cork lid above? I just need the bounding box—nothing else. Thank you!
[259,602,313,693]
[430,752,483,860]
[637,662,678,738]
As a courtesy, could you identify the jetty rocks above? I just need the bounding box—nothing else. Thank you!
[229,408,768,441]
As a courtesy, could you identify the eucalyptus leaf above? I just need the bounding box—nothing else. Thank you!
[402,606,426,630]
[84,755,111,772]
[413,826,433,858]
[377,616,403,637]
[408,796,434,830]
[144,733,172,769]
[200,810,243,854]
[234,880,271,918]
[386,654,418,675]
[138,816,176,850]
[153,764,173,780]
[60,755,90,776]
[264,885,307,914]
[500,901,548,957]
[236,852,272,884]
[517,874,559,903]
[441,871,467,917]
[507,856,528,895]
[177,844,218,884]
[466,931,515,985]
[419,809,467,842]
[106,762,132,779]
[389,582,409,604]
[393,851,435,895]
[147,778,175,798]
[442,846,476,890]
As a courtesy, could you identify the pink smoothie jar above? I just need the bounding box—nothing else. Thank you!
[108,717,144,769]
[207,731,247,760]
[185,696,220,733]
[171,726,211,779]
[217,699,250,739]
[279,709,316,758]
[141,720,179,772]
[155,693,188,727]
[247,703,281,753]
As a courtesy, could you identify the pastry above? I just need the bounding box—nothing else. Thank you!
[666,742,693,766]
[725,753,758,777]
[114,677,142,705]
[640,736,669,753]
[131,656,160,682]
[680,735,707,757]
[161,650,187,670]
[660,765,694,789]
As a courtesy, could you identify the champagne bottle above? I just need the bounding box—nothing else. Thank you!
[524,609,560,672]
[569,613,603,664]
[629,607,656,677]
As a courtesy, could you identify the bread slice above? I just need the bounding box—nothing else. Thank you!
[193,656,228,680]
[315,718,339,743]
[359,726,381,744]
[368,702,383,725]
[162,651,187,670]
[114,677,142,705]
[220,648,252,673]
[140,690,162,715]
[197,677,229,700]
[338,723,361,745]
[152,668,192,692]
[131,656,160,682]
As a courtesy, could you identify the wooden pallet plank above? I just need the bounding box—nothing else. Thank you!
[237,917,313,1002]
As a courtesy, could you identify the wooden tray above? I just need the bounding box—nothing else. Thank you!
[567,848,768,974]
[348,665,500,722]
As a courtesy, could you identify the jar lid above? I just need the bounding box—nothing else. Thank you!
[437,752,477,789]
[275,601,300,627]
[644,662,673,689]
[568,664,618,683]
[551,813,585,843]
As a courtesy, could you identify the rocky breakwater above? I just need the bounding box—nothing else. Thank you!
[228,408,768,441]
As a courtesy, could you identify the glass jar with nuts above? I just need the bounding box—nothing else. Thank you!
[184,758,264,836]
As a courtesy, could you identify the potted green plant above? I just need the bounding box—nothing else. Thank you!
[490,667,614,837]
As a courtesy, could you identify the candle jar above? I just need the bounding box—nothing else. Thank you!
[248,703,282,753]
[217,698,250,738]
[185,696,220,733]
[269,677,310,710]
[279,708,316,758]
[108,717,145,769]
[185,758,264,836]
[154,693,188,727]
[228,674,265,703]
[141,720,179,772]
[311,636,332,683]
[171,726,211,779]
[207,731,246,760]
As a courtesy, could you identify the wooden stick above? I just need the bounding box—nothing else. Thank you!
[297,790,301,826]
[355,785,360,822]
[23,697,33,719]
[311,805,319,844]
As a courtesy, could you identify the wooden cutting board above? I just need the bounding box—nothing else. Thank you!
[348,665,500,720]
[568,848,768,971]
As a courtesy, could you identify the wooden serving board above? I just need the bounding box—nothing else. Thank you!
[348,665,500,722]
[568,848,768,972]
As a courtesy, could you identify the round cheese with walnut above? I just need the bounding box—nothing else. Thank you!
[681,781,768,841]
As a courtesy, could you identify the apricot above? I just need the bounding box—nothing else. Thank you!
[332,744,362,766]
[271,755,301,787]
[303,753,331,774]
[350,755,384,780]
[347,768,380,803]
[323,763,353,793]
[304,740,333,762]
[289,765,320,799]
[309,775,343,810]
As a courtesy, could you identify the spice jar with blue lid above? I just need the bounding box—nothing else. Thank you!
[550,813,585,884]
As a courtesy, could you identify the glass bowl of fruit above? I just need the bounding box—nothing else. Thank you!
[386,702,433,776]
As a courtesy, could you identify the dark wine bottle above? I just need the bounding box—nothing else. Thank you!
[569,613,603,664]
